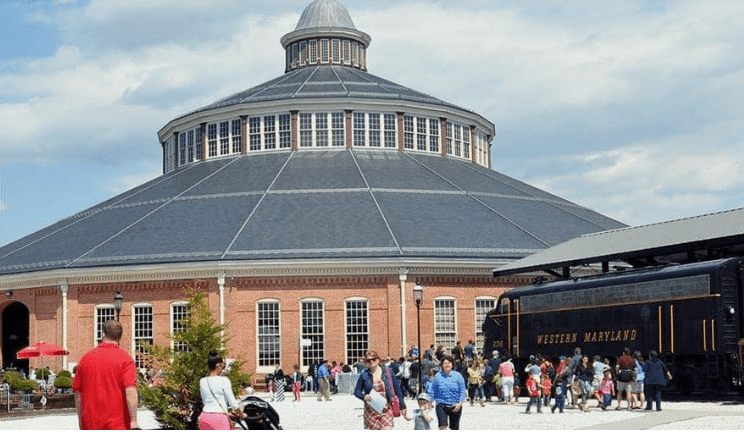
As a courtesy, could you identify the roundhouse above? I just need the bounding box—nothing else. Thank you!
[0,0,624,376]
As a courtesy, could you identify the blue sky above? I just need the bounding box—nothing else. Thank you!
[1,0,743,246]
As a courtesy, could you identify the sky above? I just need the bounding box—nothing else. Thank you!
[0,0,742,246]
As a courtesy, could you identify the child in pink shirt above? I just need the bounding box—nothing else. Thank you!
[599,369,615,410]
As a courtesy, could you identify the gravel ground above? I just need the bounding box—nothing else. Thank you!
[0,393,742,430]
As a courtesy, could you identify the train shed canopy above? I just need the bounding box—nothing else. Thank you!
[493,207,744,278]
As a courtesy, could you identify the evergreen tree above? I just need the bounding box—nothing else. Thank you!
[138,287,251,429]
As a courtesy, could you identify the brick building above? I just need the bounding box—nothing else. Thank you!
[0,0,624,377]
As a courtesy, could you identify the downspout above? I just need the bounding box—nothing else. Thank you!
[399,269,408,357]
[59,279,68,369]
[218,272,225,348]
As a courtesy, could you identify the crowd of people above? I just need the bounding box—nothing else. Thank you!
[345,342,674,430]
[65,321,675,431]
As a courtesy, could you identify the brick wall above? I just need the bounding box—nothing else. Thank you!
[1,273,528,376]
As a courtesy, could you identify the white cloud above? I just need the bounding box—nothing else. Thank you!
[532,119,744,225]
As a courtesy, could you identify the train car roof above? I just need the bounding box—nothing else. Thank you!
[493,207,744,277]
[499,257,741,300]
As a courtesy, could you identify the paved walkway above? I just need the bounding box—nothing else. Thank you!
[1,393,742,430]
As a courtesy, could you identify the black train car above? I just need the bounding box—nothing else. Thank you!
[483,257,744,394]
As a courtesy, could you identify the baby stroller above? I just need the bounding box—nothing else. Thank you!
[234,396,282,430]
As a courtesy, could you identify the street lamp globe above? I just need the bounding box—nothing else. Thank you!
[114,290,123,320]
[413,279,423,306]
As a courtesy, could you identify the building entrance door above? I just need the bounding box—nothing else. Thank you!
[2,302,30,373]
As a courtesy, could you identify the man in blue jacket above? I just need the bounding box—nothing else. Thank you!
[317,360,332,401]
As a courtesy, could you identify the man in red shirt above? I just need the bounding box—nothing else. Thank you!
[73,320,140,430]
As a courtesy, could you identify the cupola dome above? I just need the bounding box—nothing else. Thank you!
[295,0,357,30]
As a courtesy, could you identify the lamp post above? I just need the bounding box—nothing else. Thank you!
[114,290,123,322]
[413,278,423,395]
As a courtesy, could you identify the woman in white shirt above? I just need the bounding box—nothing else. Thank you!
[198,350,244,430]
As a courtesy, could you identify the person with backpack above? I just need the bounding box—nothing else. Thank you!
[615,348,636,410]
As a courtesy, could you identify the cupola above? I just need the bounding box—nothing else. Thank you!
[280,0,372,72]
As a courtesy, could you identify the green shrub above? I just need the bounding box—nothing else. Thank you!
[36,368,51,381]
[57,370,72,378]
[2,371,22,384]
[54,376,73,389]
[12,377,39,393]
[3,371,41,392]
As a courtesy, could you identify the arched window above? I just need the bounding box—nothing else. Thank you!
[344,298,369,365]
[300,299,325,368]
[171,301,190,353]
[93,304,116,347]
[257,299,281,370]
[132,303,153,371]
[475,297,496,351]
[434,297,457,351]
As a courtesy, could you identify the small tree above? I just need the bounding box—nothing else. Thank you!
[138,288,251,429]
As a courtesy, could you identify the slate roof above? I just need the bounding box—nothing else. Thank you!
[176,66,486,125]
[0,150,625,275]
[492,207,744,277]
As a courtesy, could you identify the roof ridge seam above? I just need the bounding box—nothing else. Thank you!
[451,158,616,231]
[245,69,303,102]
[0,162,194,263]
[293,66,319,98]
[65,157,244,268]
[330,66,349,95]
[221,152,295,259]
[349,150,403,255]
[408,154,550,247]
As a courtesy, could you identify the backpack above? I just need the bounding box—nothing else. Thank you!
[547,365,556,382]
[483,365,494,383]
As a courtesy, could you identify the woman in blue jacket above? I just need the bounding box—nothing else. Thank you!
[431,356,467,430]
[354,351,407,430]
[643,350,672,411]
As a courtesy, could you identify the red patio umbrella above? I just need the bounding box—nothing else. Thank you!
[16,342,69,406]
[16,341,69,359]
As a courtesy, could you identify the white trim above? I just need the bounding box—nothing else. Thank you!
[0,258,511,291]
[158,98,495,150]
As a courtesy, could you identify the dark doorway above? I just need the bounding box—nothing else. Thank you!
[2,302,30,373]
